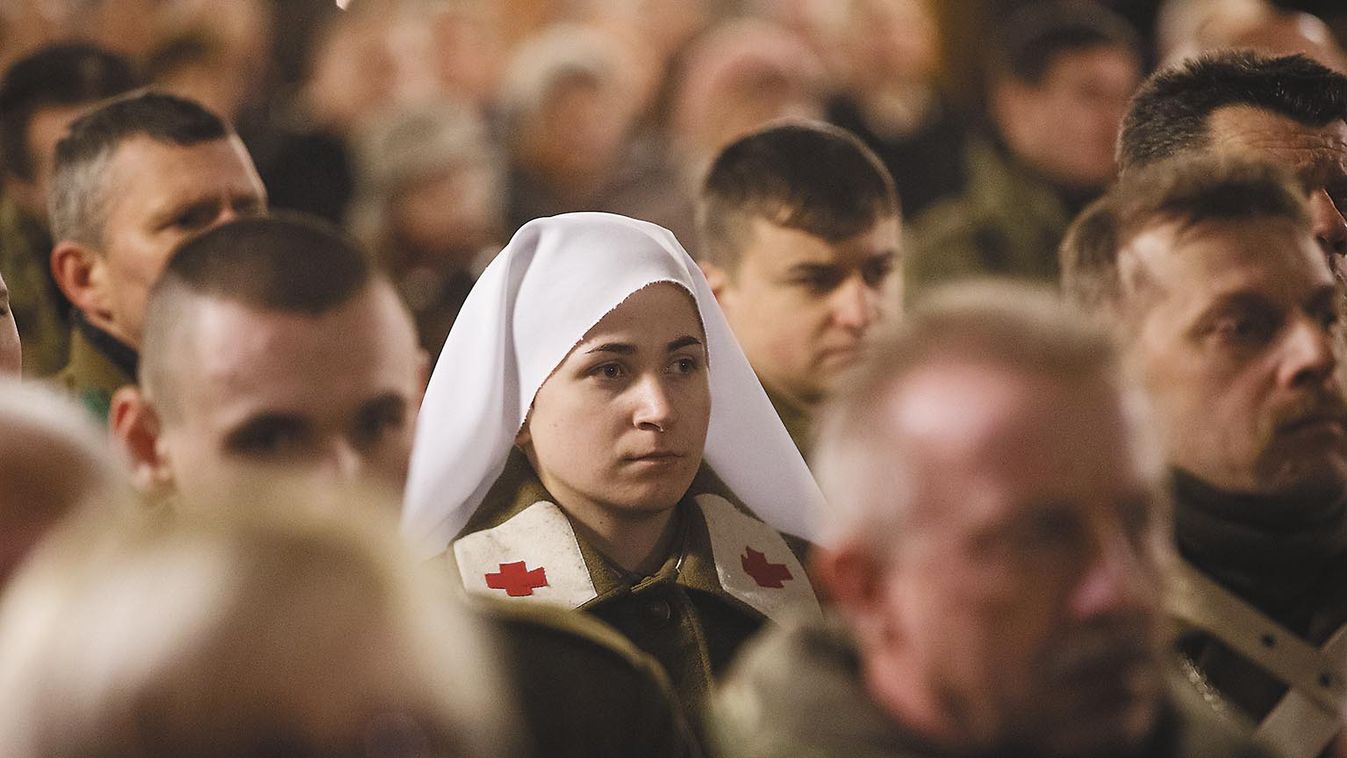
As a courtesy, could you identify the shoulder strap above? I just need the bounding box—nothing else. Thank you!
[1167,559,1347,758]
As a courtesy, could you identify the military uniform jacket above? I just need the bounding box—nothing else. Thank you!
[0,195,68,377]
[480,600,703,758]
[711,614,1272,758]
[53,314,136,424]
[451,451,821,716]
[1166,476,1347,758]
[904,138,1077,301]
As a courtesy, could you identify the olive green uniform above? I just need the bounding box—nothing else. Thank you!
[764,386,812,463]
[480,600,702,758]
[52,314,136,424]
[710,614,1272,758]
[904,139,1080,301]
[451,451,821,718]
[1166,472,1347,758]
[0,195,68,376]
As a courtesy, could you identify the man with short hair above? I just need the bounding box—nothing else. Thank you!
[49,90,266,420]
[1061,156,1347,757]
[110,215,698,758]
[112,215,422,502]
[0,43,139,376]
[697,120,899,455]
[905,1,1141,297]
[1118,51,1347,282]
[712,283,1262,758]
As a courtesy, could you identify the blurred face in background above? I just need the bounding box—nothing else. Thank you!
[995,44,1142,191]
[831,362,1167,757]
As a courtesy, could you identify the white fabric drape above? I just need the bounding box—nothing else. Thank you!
[402,212,823,558]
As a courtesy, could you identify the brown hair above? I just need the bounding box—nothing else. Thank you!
[1060,155,1310,313]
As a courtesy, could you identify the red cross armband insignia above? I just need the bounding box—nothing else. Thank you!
[741,547,793,589]
[485,561,549,597]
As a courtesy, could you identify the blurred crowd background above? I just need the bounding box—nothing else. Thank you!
[4,0,1343,356]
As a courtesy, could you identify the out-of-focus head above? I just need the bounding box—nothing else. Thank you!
[671,19,827,165]
[0,42,139,219]
[806,0,939,92]
[0,379,124,588]
[1119,52,1347,279]
[813,282,1167,758]
[49,91,267,349]
[113,214,424,505]
[302,3,432,135]
[698,120,900,411]
[1157,0,1346,73]
[989,1,1142,192]
[1063,155,1347,501]
[425,0,506,111]
[145,0,274,127]
[500,23,640,191]
[350,99,504,272]
[0,502,516,757]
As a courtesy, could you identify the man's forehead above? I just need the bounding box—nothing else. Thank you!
[1119,216,1328,307]
[1205,105,1347,180]
[889,362,1147,524]
[104,134,260,192]
[176,293,415,420]
[743,215,898,267]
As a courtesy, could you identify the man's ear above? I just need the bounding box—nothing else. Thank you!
[50,240,108,320]
[110,386,174,499]
[699,260,731,301]
[812,543,884,612]
[812,543,901,648]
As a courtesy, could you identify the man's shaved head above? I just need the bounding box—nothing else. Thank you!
[140,214,376,416]
[121,214,424,502]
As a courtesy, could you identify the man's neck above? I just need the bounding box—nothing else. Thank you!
[73,311,139,379]
[1171,468,1347,621]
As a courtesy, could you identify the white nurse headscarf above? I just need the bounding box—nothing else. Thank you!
[402,212,823,558]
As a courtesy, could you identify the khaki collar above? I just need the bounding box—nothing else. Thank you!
[452,450,821,623]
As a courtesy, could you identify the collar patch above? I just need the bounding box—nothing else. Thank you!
[453,501,597,607]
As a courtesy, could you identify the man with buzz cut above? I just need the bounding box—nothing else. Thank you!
[1118,51,1347,283]
[711,282,1266,758]
[1061,155,1347,758]
[697,119,900,458]
[48,90,266,421]
[110,214,699,758]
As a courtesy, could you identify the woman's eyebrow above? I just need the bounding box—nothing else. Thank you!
[667,336,703,352]
[584,342,636,355]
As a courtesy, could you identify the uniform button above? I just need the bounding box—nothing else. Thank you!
[641,598,673,628]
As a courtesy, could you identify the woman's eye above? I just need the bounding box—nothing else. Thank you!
[669,356,700,374]
[591,363,625,379]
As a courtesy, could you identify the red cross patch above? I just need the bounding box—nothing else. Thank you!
[485,561,549,597]
[741,547,792,589]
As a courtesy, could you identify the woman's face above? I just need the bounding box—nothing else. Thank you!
[517,283,711,516]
